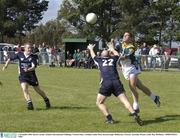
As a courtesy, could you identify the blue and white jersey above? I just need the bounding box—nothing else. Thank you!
[10,52,38,74]
[93,56,119,80]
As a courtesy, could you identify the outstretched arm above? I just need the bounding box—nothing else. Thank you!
[119,48,134,60]
[2,58,11,71]
[87,44,96,58]
[107,39,119,56]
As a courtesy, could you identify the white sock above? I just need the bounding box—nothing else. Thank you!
[150,93,156,101]
[133,102,139,110]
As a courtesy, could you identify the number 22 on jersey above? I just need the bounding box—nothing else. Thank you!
[102,59,114,66]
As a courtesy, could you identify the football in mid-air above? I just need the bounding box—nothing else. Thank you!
[86,13,97,24]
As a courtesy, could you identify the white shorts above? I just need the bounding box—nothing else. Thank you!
[122,65,141,80]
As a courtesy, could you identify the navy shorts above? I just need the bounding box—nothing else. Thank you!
[19,72,39,86]
[99,79,125,97]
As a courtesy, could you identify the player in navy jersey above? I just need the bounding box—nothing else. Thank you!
[2,44,51,110]
[87,42,143,126]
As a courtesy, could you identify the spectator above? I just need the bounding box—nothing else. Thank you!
[32,44,40,66]
[60,50,65,67]
[3,47,9,62]
[164,48,172,70]
[84,52,91,69]
[41,44,48,65]
[46,47,55,67]
[158,46,165,71]
[76,49,81,68]
[38,45,42,64]
[73,50,78,67]
[56,47,62,67]
[51,46,56,67]
[176,46,180,70]
[32,44,39,54]
[149,44,159,70]
[78,50,85,68]
[0,47,3,64]
[141,42,150,70]
[53,46,58,66]
[66,51,74,67]
[135,45,142,71]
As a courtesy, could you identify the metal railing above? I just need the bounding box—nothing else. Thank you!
[0,51,180,71]
[135,55,180,71]
[0,51,65,66]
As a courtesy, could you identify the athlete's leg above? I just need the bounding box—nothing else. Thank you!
[96,94,113,123]
[129,74,139,111]
[20,82,33,110]
[136,78,151,96]
[21,82,31,101]
[96,93,109,116]
[136,78,160,107]
[117,92,143,126]
[33,85,51,108]
[33,85,47,98]
[117,92,135,114]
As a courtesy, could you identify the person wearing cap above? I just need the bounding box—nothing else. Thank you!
[149,44,159,70]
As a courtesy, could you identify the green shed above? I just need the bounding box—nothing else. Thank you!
[62,38,99,59]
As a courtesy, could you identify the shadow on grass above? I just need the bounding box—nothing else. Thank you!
[112,121,121,124]
[143,114,180,126]
[35,105,94,111]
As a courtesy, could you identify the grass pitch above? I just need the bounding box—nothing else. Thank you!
[0,65,180,132]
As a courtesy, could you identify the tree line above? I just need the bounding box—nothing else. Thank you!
[0,0,48,43]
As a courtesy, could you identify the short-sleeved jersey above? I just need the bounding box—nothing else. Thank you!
[93,56,119,80]
[120,43,137,68]
[10,52,37,74]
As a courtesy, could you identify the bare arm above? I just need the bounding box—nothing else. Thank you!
[87,44,96,58]
[107,39,119,56]
[119,48,134,60]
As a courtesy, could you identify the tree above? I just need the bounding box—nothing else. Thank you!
[143,0,180,46]
[24,20,67,46]
[58,0,180,46]
[0,0,48,43]
[58,0,123,47]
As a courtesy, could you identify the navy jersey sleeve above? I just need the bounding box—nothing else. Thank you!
[112,55,119,63]
[32,55,38,68]
[93,56,101,63]
[10,53,19,61]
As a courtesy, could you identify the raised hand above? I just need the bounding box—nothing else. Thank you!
[87,44,95,50]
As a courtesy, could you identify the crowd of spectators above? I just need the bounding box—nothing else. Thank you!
[65,49,95,69]
[0,43,64,67]
[0,42,180,71]
[134,42,180,71]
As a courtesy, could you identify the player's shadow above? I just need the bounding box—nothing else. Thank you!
[35,106,93,111]
[143,114,180,126]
